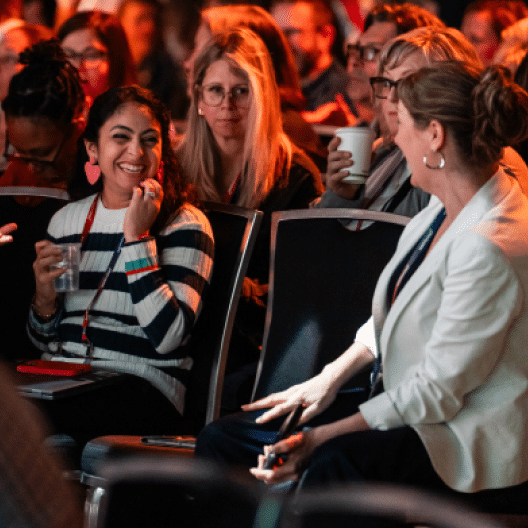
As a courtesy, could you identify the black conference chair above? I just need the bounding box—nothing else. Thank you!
[92,455,281,528]
[252,208,408,401]
[0,186,69,362]
[279,483,506,528]
[81,202,262,527]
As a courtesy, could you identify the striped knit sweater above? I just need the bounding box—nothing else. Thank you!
[28,194,214,413]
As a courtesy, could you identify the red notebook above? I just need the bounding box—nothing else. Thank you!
[17,360,91,376]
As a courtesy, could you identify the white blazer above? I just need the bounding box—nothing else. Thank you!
[358,167,528,492]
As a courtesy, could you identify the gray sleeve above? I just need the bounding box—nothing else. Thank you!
[313,188,366,209]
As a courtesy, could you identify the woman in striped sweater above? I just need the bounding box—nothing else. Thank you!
[28,85,214,443]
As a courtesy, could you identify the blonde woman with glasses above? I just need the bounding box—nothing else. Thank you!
[178,26,323,410]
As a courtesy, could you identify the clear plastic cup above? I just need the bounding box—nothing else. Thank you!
[52,243,81,292]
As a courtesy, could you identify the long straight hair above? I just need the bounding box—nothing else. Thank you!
[178,27,293,209]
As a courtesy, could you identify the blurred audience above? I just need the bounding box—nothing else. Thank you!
[491,15,528,73]
[189,3,328,171]
[461,0,528,66]
[270,0,350,125]
[178,27,322,410]
[0,1,23,34]
[58,10,136,108]
[118,0,189,119]
[1,23,55,172]
[0,40,85,360]
[22,0,57,28]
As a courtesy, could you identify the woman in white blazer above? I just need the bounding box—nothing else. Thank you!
[243,62,528,501]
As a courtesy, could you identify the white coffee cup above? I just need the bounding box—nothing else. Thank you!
[52,243,81,292]
[335,126,376,184]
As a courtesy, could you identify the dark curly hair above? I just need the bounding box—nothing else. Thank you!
[2,39,85,126]
[68,85,196,235]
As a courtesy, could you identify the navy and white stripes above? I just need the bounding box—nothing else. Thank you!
[28,194,214,413]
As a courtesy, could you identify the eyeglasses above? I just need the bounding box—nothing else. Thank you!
[347,43,382,63]
[4,133,70,175]
[199,84,250,108]
[63,48,108,69]
[369,76,400,99]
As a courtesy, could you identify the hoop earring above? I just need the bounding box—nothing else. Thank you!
[84,156,101,185]
[423,152,445,170]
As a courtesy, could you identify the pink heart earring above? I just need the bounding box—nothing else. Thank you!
[84,156,101,185]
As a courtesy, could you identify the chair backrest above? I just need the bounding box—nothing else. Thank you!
[95,455,281,528]
[183,202,262,428]
[278,483,505,528]
[0,187,70,361]
[252,208,408,401]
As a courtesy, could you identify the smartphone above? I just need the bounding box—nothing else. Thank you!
[140,435,196,449]
[17,360,91,376]
[263,403,305,470]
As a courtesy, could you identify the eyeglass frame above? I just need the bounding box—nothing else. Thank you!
[63,47,108,68]
[347,43,382,63]
[369,76,400,99]
[3,131,71,174]
[198,83,251,109]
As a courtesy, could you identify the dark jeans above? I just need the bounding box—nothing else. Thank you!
[196,390,528,516]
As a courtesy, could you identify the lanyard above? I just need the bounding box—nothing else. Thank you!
[79,194,125,356]
[369,207,446,398]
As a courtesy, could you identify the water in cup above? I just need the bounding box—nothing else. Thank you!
[52,243,81,292]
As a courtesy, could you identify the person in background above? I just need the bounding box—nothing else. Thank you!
[0,1,22,35]
[318,26,528,218]
[345,2,445,127]
[0,41,84,360]
[188,3,328,172]
[461,0,528,66]
[178,27,322,411]
[490,15,528,74]
[58,10,136,108]
[270,0,350,126]
[118,0,189,120]
[1,40,84,191]
[28,84,213,450]
[0,22,55,172]
[22,0,57,28]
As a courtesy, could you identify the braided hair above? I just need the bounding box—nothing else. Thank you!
[2,39,85,126]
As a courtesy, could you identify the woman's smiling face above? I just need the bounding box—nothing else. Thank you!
[85,101,162,204]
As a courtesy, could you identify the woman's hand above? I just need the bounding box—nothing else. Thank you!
[33,240,64,313]
[250,412,371,485]
[0,223,17,246]
[241,370,340,426]
[123,178,163,242]
[250,429,320,485]
[325,136,363,200]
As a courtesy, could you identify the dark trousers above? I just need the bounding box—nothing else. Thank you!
[196,389,528,516]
